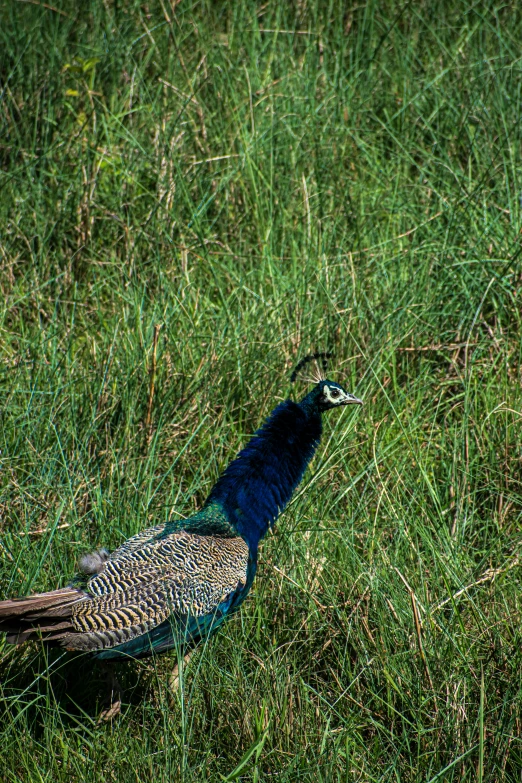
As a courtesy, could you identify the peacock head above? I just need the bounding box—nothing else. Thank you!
[291,353,363,414]
[301,379,363,413]
[316,379,363,411]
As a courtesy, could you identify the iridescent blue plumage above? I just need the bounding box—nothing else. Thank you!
[0,377,362,662]
[207,399,322,552]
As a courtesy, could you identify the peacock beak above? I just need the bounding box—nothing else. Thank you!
[343,394,363,405]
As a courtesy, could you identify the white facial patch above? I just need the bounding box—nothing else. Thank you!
[323,386,344,404]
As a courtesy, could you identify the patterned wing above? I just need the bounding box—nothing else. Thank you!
[63,531,249,653]
[106,524,165,561]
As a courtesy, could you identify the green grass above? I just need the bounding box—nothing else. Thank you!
[1,0,522,779]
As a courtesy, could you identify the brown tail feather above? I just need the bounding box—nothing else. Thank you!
[5,621,74,645]
[0,586,87,647]
[6,630,36,645]
[0,587,83,618]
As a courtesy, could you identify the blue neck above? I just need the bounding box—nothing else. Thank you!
[205,398,322,553]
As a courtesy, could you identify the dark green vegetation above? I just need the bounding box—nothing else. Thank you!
[1,0,522,779]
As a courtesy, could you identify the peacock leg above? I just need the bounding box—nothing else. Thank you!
[97,663,122,722]
[168,650,194,693]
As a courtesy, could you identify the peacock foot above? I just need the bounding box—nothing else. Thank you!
[97,663,122,723]
[168,650,194,696]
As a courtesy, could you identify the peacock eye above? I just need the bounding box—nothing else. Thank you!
[330,389,340,398]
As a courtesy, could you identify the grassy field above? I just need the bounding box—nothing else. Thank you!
[1,0,522,779]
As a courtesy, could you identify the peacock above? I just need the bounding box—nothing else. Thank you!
[0,356,362,675]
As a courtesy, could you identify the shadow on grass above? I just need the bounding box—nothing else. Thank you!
[0,644,161,727]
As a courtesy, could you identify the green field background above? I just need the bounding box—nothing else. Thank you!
[1,1,522,780]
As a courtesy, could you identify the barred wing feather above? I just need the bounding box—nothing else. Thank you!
[0,532,249,657]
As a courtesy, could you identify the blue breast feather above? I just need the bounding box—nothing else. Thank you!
[206,399,322,551]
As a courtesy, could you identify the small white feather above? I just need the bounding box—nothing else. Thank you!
[79,548,110,575]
